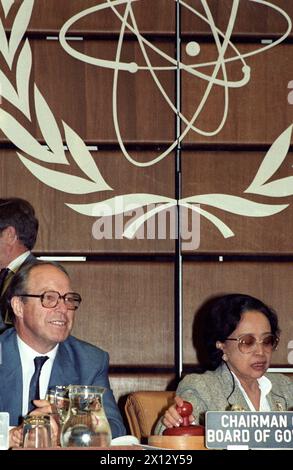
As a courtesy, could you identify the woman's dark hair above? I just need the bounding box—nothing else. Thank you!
[0,198,38,250]
[203,293,280,370]
[6,261,69,324]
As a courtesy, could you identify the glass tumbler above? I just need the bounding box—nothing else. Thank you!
[23,415,52,448]
[46,385,69,426]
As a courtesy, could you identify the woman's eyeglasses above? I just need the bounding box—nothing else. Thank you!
[19,290,82,310]
[225,333,279,354]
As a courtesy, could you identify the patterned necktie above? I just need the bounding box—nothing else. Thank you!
[0,268,10,295]
[28,356,49,412]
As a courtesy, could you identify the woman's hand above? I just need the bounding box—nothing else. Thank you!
[9,426,23,448]
[162,396,195,428]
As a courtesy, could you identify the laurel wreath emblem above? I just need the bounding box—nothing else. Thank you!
[0,0,293,240]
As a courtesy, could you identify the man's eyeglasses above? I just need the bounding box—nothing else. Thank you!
[19,291,82,310]
[225,333,279,354]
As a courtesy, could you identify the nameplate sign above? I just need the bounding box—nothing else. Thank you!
[205,411,293,449]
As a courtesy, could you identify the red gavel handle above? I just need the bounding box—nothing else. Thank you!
[176,401,193,427]
[163,400,204,436]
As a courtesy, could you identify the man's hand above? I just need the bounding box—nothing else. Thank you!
[30,399,52,415]
[9,426,23,448]
[30,399,59,446]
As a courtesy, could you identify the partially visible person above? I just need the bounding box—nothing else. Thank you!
[0,261,126,446]
[155,294,293,433]
[0,197,38,331]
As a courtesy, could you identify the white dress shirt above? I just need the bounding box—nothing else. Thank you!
[232,372,272,411]
[17,336,58,416]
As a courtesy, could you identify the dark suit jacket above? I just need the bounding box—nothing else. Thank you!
[0,329,126,438]
[0,253,37,331]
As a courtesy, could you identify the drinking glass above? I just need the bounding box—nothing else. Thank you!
[46,385,69,445]
[23,415,52,448]
[46,385,69,426]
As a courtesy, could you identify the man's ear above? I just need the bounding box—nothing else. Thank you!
[2,226,17,244]
[11,296,24,319]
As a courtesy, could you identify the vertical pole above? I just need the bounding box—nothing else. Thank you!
[175,0,183,380]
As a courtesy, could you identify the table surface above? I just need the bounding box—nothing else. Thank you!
[13,445,143,450]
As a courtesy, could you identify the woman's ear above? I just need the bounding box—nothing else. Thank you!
[216,341,228,362]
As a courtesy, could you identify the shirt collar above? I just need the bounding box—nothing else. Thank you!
[8,251,31,272]
[257,374,272,395]
[232,371,272,397]
[17,334,59,360]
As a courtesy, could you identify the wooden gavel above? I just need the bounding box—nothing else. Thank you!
[163,401,205,436]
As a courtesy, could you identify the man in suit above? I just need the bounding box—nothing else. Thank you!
[1,261,126,446]
[0,198,38,331]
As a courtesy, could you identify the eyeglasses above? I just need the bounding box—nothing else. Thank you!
[225,333,279,354]
[19,291,82,310]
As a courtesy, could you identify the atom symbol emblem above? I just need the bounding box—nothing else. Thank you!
[0,0,292,242]
[59,0,292,167]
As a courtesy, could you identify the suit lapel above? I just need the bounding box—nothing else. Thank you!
[49,341,79,387]
[1,269,13,294]
[217,364,250,410]
[268,390,287,411]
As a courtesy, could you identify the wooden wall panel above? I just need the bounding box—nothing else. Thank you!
[0,149,174,253]
[6,1,292,36]
[183,261,293,367]
[65,261,174,366]
[181,150,293,253]
[0,38,175,144]
[181,0,293,36]
[1,0,292,385]
[181,43,293,144]
[21,0,175,34]
[8,39,293,148]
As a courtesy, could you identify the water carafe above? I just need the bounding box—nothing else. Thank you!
[61,385,112,447]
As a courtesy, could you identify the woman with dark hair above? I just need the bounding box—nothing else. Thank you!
[155,294,293,432]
